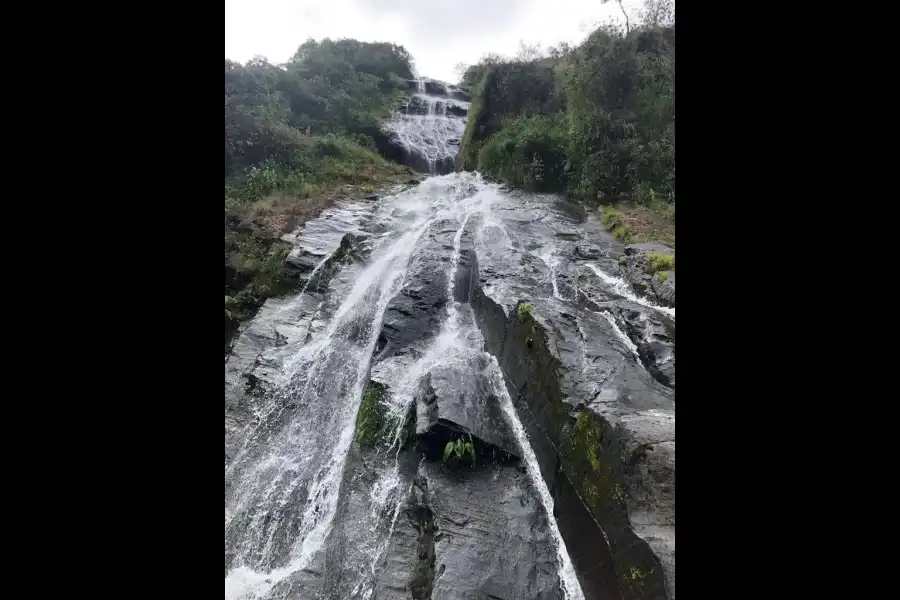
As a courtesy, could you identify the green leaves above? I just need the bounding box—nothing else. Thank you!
[442,436,477,467]
[443,441,455,462]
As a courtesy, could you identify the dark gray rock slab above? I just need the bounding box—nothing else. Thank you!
[417,462,564,600]
[414,362,519,460]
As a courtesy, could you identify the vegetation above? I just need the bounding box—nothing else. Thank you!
[625,566,653,593]
[601,201,675,247]
[457,0,674,243]
[442,436,477,466]
[356,382,390,448]
[224,39,418,349]
[646,251,675,274]
[355,381,417,450]
[601,206,634,243]
[517,302,533,323]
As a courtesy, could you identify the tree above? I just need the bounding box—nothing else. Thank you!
[515,41,543,62]
[603,0,631,34]
[638,0,675,27]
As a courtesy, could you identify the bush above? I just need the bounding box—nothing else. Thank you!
[458,61,563,170]
[457,11,675,209]
[478,114,568,192]
[517,302,533,323]
[225,39,414,179]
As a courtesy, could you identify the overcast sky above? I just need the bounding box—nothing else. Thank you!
[225,0,644,83]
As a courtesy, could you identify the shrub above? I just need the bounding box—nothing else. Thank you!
[478,115,568,192]
[517,302,533,323]
[457,13,675,209]
[646,251,675,274]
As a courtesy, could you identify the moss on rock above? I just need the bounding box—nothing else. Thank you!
[356,381,418,450]
[356,381,389,448]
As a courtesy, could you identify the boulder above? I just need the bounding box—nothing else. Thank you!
[414,364,519,460]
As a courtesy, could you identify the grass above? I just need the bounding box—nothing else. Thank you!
[600,203,675,248]
[517,302,533,323]
[224,136,418,351]
[355,381,418,450]
[646,251,675,274]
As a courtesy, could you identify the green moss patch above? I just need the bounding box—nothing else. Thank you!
[355,381,418,450]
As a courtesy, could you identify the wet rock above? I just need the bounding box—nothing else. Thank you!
[372,127,410,164]
[284,248,327,274]
[449,87,472,102]
[609,305,675,389]
[651,270,675,306]
[573,244,602,259]
[401,95,431,115]
[625,243,673,256]
[393,146,456,176]
[471,282,675,599]
[621,244,675,308]
[400,96,467,118]
[424,80,448,97]
[445,103,468,118]
[376,222,453,359]
[374,461,565,600]
[454,233,477,303]
[414,364,519,460]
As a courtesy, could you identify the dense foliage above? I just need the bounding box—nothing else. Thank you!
[224,39,417,348]
[457,4,675,210]
[225,39,414,176]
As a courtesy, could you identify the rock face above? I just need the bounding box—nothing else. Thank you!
[225,174,674,600]
[423,79,448,97]
[362,458,566,600]
[472,291,675,600]
[467,195,676,600]
[414,364,519,460]
[376,221,452,359]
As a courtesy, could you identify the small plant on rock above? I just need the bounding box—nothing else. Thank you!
[625,566,652,592]
[442,435,477,466]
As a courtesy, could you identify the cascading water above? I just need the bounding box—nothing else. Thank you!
[225,201,434,599]
[384,78,469,175]
[587,262,675,319]
[226,77,674,600]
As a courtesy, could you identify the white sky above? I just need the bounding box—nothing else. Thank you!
[225,0,644,83]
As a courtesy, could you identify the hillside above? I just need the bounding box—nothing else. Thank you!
[456,9,675,247]
[224,40,419,348]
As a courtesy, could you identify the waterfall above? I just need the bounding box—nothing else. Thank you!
[384,78,469,175]
[226,77,674,600]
